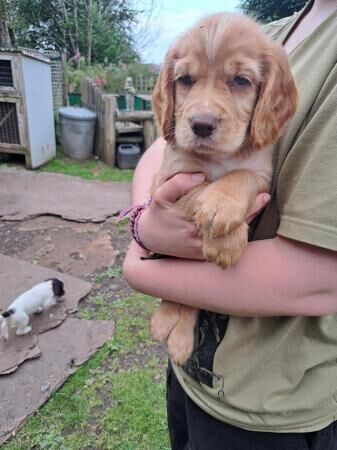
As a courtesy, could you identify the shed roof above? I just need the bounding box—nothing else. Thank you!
[0,48,50,64]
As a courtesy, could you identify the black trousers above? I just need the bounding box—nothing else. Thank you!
[167,363,337,450]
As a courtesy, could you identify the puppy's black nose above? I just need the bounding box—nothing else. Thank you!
[190,114,218,137]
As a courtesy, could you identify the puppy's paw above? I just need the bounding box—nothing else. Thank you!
[0,332,8,342]
[150,308,180,343]
[167,322,195,366]
[194,194,246,239]
[16,325,32,336]
[203,222,248,269]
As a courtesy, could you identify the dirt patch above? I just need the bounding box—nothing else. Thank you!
[0,216,129,280]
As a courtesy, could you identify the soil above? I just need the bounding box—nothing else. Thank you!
[0,216,129,282]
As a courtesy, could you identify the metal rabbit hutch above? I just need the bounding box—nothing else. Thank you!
[0,49,56,168]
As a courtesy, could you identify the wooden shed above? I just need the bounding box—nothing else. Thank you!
[0,48,56,168]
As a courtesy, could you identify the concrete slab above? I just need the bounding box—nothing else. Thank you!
[0,317,115,446]
[0,168,131,222]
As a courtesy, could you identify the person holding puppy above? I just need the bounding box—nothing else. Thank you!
[123,0,337,448]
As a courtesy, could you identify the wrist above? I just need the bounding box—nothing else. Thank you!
[130,197,152,251]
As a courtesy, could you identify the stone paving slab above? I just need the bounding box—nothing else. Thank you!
[0,317,115,446]
[0,253,92,375]
[0,168,131,222]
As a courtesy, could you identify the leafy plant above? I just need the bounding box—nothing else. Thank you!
[239,0,307,23]
[67,61,158,94]
[5,0,139,64]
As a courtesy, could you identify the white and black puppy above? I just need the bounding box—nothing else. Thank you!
[0,278,65,341]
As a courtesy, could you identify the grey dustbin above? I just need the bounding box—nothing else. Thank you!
[59,107,96,160]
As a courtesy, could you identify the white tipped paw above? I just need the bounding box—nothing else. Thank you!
[16,325,32,336]
[0,332,8,342]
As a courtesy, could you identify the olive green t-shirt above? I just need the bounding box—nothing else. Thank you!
[174,3,337,433]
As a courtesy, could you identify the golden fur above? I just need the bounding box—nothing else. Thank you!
[150,13,297,365]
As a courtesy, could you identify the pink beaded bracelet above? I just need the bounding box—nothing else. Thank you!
[118,197,152,251]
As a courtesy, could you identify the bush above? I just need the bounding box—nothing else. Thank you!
[67,62,159,94]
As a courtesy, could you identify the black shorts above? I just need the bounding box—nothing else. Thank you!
[167,362,337,450]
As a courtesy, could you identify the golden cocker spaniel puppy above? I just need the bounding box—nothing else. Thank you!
[149,13,298,365]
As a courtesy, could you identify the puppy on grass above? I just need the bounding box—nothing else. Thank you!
[0,278,65,341]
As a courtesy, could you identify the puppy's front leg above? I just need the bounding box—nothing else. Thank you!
[193,169,269,268]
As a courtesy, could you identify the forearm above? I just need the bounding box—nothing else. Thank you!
[132,137,165,204]
[124,236,337,316]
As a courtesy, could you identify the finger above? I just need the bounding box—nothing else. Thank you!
[246,193,270,223]
[154,172,206,205]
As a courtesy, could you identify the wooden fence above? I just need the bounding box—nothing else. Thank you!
[80,79,117,165]
[134,75,157,94]
[80,79,156,166]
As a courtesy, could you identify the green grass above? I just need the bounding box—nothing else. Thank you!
[92,266,122,284]
[38,153,133,182]
[3,294,170,450]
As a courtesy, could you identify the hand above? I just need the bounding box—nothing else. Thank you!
[137,173,271,259]
[247,193,271,223]
[138,173,206,259]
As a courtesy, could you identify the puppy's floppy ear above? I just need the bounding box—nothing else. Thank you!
[152,48,176,142]
[249,43,298,149]
[46,278,65,297]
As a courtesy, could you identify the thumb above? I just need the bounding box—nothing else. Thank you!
[154,172,206,205]
[246,193,271,223]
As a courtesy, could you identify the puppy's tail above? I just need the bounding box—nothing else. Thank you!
[1,308,15,318]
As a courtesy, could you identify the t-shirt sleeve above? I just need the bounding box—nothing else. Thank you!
[276,82,337,251]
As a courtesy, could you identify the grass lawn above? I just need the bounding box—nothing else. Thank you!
[37,151,134,183]
[3,293,170,450]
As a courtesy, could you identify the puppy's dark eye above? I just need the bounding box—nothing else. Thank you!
[233,76,251,87]
[178,75,193,86]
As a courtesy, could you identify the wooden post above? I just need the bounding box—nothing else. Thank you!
[94,86,103,158]
[143,118,155,151]
[80,79,89,107]
[61,52,69,106]
[104,95,117,166]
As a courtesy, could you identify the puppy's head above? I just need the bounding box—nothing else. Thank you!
[46,278,65,299]
[152,13,297,155]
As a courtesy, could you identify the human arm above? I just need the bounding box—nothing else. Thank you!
[132,137,165,205]
[124,235,337,317]
[125,129,337,316]
[126,136,337,317]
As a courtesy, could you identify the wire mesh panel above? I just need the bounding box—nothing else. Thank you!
[0,102,20,144]
[0,60,14,87]
[20,48,66,111]
[45,51,65,112]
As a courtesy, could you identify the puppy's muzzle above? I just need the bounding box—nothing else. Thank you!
[190,114,218,138]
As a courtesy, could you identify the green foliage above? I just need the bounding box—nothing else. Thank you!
[67,61,158,94]
[5,0,139,64]
[92,266,122,283]
[239,0,307,23]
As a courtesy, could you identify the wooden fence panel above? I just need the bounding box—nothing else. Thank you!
[80,79,117,165]
[80,78,156,165]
